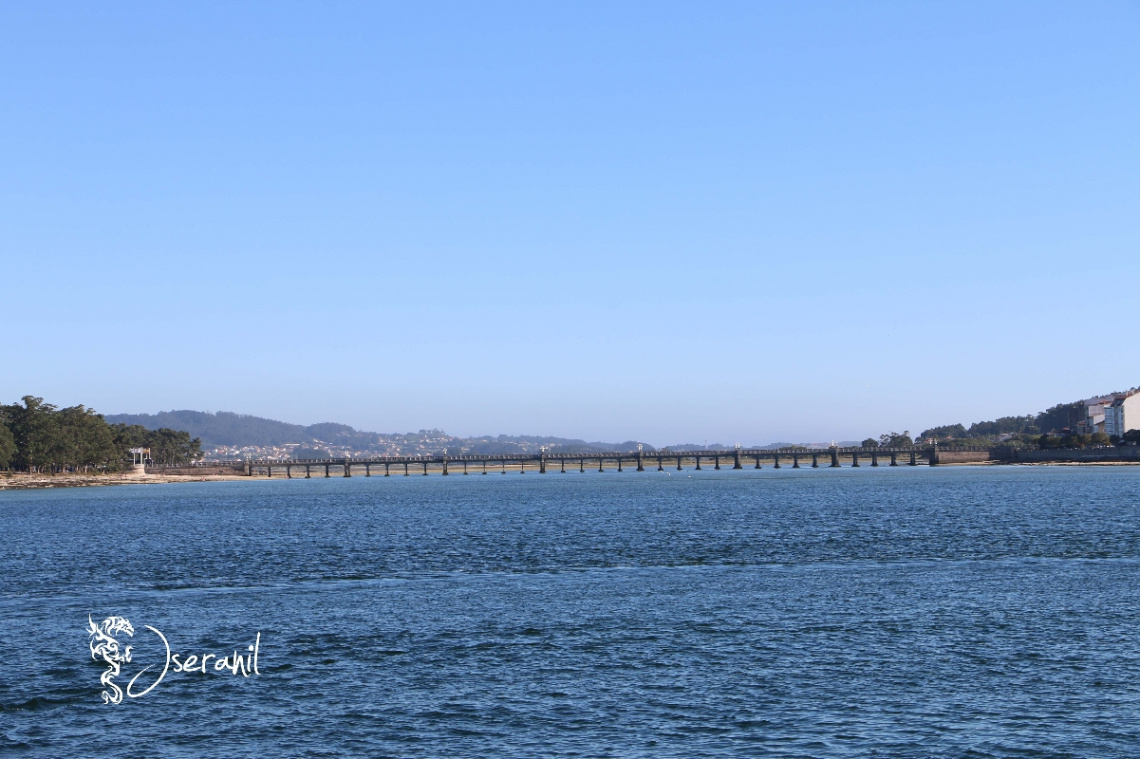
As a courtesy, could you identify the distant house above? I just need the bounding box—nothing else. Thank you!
[1077,398,1112,435]
[1104,390,1140,437]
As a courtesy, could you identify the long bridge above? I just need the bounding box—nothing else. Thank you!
[158,446,999,478]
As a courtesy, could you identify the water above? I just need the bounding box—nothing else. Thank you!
[1,466,1138,757]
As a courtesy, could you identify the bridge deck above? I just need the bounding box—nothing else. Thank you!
[154,446,998,473]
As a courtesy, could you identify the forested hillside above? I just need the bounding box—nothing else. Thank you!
[104,410,654,455]
[105,410,354,448]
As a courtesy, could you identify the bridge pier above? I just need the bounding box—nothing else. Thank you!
[442,458,448,476]
[463,461,468,475]
[267,465,272,478]
[520,460,525,473]
[502,460,507,474]
[287,465,292,479]
[755,456,762,469]
[714,455,720,470]
[657,456,664,471]
[599,458,604,472]
[695,455,701,471]
[385,463,390,476]
[344,463,351,477]
[580,459,585,473]
[539,456,546,474]
[305,465,311,478]
[830,450,840,468]
[365,463,370,477]
[871,452,878,467]
[617,458,623,472]
[561,459,566,473]
[733,450,742,469]
[324,464,331,478]
[677,456,683,471]
[404,462,409,476]
[636,452,644,472]
[851,452,859,467]
[909,451,917,466]
[811,453,819,468]
[423,462,428,476]
[773,454,780,469]
[890,452,898,466]
[792,453,800,469]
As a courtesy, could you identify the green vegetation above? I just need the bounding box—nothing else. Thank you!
[922,424,967,440]
[0,396,202,473]
[879,431,913,447]
[0,421,16,469]
[856,432,914,449]
[913,389,1140,449]
[110,424,204,466]
[1038,432,1112,449]
[919,401,1108,446]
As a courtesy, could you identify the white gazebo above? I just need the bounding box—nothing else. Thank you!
[128,447,150,474]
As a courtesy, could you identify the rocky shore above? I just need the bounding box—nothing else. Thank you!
[0,472,251,490]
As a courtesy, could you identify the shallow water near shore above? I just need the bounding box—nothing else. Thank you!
[1,466,1138,757]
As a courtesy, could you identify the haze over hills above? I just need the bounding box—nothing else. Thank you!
[104,410,660,457]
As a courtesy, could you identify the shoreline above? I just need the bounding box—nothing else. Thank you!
[0,472,256,490]
[2,459,1138,491]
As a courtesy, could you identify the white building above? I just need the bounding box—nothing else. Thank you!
[1104,391,1140,438]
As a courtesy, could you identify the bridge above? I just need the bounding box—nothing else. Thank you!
[157,446,999,478]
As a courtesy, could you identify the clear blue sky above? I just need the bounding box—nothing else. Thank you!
[2,1,1138,445]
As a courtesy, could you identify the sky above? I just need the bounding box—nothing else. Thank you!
[2,1,1138,445]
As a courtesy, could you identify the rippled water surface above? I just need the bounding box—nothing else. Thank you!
[2,466,1138,757]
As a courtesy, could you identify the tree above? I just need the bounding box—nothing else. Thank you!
[147,427,203,465]
[111,424,152,452]
[0,419,15,469]
[968,415,1038,437]
[861,438,879,448]
[1,396,59,472]
[880,431,913,447]
[1036,403,1084,435]
[52,405,120,472]
[920,424,967,440]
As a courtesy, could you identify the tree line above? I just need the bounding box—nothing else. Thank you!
[0,396,202,473]
[860,432,914,448]
[917,400,1137,448]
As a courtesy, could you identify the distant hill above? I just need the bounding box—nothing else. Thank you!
[104,409,860,457]
[104,411,356,448]
[103,410,658,456]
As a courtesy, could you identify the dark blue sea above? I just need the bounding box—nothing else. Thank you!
[1,466,1138,757]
